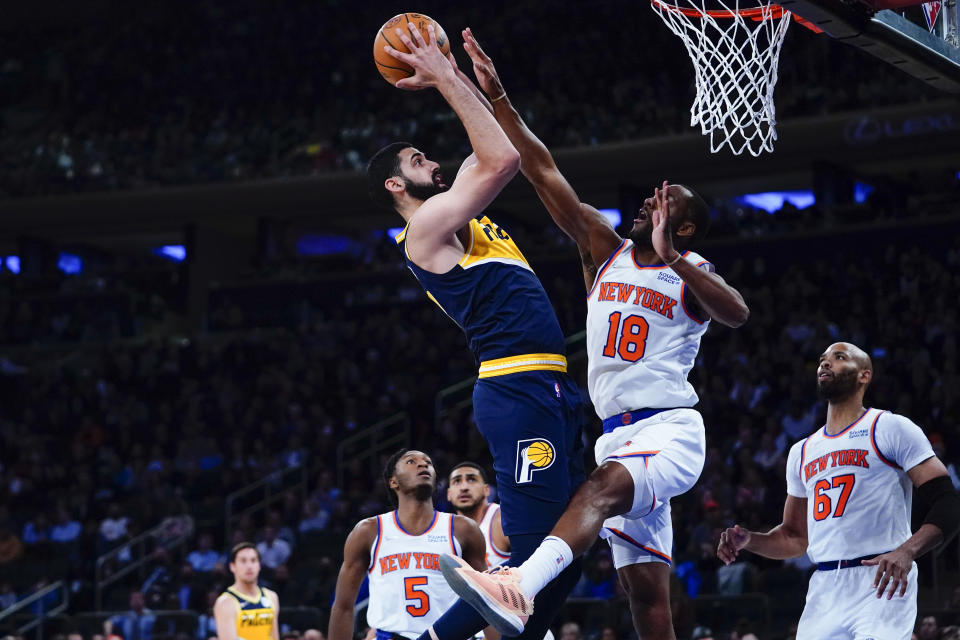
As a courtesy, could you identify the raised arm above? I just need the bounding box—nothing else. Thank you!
[328,519,377,640]
[461,28,622,284]
[649,183,750,327]
[385,24,519,256]
[718,495,808,564]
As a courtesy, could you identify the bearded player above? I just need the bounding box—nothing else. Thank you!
[436,29,749,640]
[718,342,960,639]
[366,23,585,640]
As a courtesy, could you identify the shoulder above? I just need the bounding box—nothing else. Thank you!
[683,251,716,272]
[262,588,279,605]
[452,513,483,537]
[214,593,238,611]
[349,516,381,542]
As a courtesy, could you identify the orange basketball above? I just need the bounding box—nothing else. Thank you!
[373,13,450,86]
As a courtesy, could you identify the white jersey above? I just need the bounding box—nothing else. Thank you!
[366,511,462,639]
[785,408,935,563]
[478,503,510,568]
[586,239,712,419]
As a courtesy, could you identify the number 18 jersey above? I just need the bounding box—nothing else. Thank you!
[586,239,712,420]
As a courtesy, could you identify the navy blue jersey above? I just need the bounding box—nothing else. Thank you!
[397,216,566,374]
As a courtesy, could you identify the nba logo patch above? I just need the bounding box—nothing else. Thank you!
[554,382,561,398]
[515,438,555,484]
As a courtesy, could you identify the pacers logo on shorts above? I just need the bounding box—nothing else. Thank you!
[515,438,555,484]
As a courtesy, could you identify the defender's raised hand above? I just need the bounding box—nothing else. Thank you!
[651,181,681,265]
[384,23,456,91]
[462,28,506,100]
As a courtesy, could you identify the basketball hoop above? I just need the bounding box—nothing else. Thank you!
[651,0,817,156]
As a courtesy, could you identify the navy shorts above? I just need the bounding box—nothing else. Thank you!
[472,370,586,536]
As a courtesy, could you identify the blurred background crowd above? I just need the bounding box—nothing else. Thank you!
[1,0,959,639]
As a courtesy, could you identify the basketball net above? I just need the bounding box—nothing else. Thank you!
[651,0,793,156]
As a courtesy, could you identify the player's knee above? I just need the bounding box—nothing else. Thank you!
[578,462,634,516]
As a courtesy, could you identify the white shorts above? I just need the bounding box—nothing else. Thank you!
[797,563,917,640]
[595,408,706,569]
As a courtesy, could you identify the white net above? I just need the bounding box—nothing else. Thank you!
[651,0,792,156]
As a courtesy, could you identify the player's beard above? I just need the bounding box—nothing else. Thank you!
[455,494,486,514]
[404,173,449,201]
[413,482,434,502]
[817,368,860,401]
[628,223,654,249]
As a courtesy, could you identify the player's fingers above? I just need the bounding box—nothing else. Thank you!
[407,22,427,47]
[871,563,883,587]
[876,573,891,599]
[899,576,908,598]
[887,575,902,600]
[394,78,423,91]
[426,23,437,46]
[394,28,417,52]
[384,45,414,65]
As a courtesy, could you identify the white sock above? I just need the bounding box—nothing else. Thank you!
[517,536,574,598]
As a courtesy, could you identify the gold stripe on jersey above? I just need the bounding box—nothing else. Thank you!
[478,353,568,378]
[224,587,275,640]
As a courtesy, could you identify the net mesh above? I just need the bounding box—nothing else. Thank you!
[651,0,792,156]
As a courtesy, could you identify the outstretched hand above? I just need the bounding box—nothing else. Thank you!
[651,180,681,265]
[384,23,456,91]
[717,525,751,565]
[461,27,506,100]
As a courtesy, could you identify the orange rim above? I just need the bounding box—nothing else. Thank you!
[651,0,789,18]
[650,0,823,31]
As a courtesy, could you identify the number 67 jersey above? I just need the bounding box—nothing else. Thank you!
[586,239,713,420]
[785,408,935,562]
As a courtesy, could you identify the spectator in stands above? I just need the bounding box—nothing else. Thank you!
[303,630,325,640]
[50,508,82,545]
[918,616,939,640]
[67,633,83,640]
[0,525,23,565]
[186,534,224,573]
[195,589,218,640]
[104,590,156,640]
[22,514,50,545]
[256,527,291,571]
[599,627,618,640]
[263,511,295,548]
[559,622,582,640]
[99,504,129,550]
[298,501,328,534]
[691,627,713,640]
[780,400,818,440]
[0,582,16,609]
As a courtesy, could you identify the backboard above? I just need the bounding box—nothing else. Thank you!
[778,0,960,92]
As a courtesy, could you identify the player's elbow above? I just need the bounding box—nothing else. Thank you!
[730,304,750,328]
[495,148,521,177]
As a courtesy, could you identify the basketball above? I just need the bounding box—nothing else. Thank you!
[373,13,450,86]
[526,441,554,468]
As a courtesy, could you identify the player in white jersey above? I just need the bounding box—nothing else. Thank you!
[717,342,960,640]
[447,462,510,569]
[329,450,490,640]
[438,30,750,640]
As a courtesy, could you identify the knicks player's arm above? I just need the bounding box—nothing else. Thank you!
[389,26,519,271]
[864,455,960,599]
[718,496,808,564]
[213,593,241,640]
[460,28,621,289]
[452,515,501,640]
[491,509,510,555]
[328,518,378,640]
[266,589,280,640]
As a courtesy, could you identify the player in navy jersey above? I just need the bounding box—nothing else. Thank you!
[365,24,584,640]
[436,29,748,640]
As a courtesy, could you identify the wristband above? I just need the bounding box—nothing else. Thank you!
[666,252,683,266]
[489,91,507,103]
